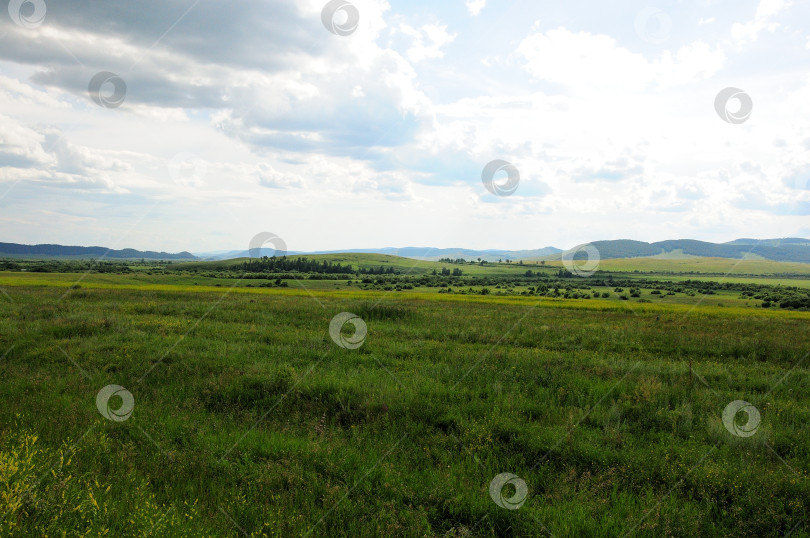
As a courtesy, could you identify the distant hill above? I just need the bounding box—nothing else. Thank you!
[724,238,810,247]
[3,237,809,264]
[553,238,810,263]
[201,246,562,263]
[379,246,562,262]
[0,242,197,260]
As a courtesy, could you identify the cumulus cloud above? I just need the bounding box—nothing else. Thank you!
[466,0,486,16]
[0,0,428,157]
[731,0,795,45]
[517,28,725,91]
[0,115,129,193]
[0,0,808,250]
[571,158,645,183]
[397,23,457,63]
[257,163,304,189]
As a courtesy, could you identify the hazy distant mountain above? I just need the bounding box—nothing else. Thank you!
[376,247,563,262]
[554,238,810,263]
[3,238,810,264]
[724,238,810,247]
[0,242,197,260]
[203,239,810,264]
[199,246,562,262]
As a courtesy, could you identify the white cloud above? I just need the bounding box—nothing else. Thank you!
[0,0,809,250]
[397,23,457,63]
[517,28,725,92]
[257,163,305,189]
[466,0,486,16]
[0,115,129,193]
[0,115,52,168]
[731,0,794,45]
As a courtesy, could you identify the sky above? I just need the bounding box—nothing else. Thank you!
[0,0,809,253]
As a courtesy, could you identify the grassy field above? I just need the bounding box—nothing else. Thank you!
[629,274,810,290]
[178,253,810,277]
[540,256,810,276]
[175,254,543,277]
[1,268,809,536]
[0,268,806,310]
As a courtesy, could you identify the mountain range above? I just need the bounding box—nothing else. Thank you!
[1,238,810,263]
[0,242,195,260]
[559,238,810,264]
[197,246,563,262]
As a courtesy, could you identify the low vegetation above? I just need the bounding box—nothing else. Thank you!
[3,255,810,311]
[0,256,808,536]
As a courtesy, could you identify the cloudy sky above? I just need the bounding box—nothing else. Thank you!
[0,0,809,253]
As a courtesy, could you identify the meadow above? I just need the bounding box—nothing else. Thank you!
[1,259,809,536]
[538,256,810,277]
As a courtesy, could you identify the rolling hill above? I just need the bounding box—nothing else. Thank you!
[0,242,196,260]
[2,237,809,264]
[208,239,810,264]
[173,253,534,276]
[198,246,562,262]
[551,238,810,263]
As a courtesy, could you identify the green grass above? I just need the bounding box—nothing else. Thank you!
[1,276,809,536]
[541,256,810,276]
[629,274,810,289]
[182,252,810,278]
[3,270,808,311]
[175,254,547,276]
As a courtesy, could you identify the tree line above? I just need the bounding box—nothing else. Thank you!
[239,256,398,275]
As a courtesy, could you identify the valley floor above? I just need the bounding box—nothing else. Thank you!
[0,276,809,536]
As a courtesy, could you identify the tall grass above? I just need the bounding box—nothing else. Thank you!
[0,284,808,536]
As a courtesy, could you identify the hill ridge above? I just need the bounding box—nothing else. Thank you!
[1,238,809,263]
[555,238,810,263]
[0,242,196,260]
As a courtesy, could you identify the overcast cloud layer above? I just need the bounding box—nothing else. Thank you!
[1,0,809,252]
